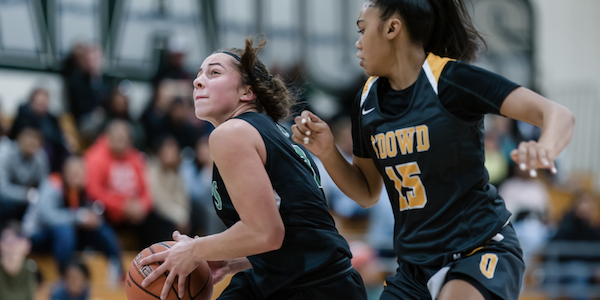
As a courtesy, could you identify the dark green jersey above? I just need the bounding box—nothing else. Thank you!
[212,112,352,298]
[352,54,516,267]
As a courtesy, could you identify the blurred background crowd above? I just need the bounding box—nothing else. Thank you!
[0,0,599,300]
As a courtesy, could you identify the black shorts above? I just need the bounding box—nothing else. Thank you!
[218,265,367,300]
[380,224,525,300]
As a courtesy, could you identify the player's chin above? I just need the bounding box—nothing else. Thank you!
[193,106,209,121]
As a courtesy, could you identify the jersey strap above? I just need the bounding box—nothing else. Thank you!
[422,53,455,95]
[360,76,379,108]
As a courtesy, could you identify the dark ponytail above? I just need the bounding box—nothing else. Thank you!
[216,37,296,122]
[370,0,484,62]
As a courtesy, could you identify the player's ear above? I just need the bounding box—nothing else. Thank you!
[386,18,401,39]
[240,85,255,102]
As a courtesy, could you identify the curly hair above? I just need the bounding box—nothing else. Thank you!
[216,37,296,122]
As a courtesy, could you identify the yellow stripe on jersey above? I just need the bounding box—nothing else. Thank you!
[362,76,377,95]
[426,53,455,83]
[466,246,484,257]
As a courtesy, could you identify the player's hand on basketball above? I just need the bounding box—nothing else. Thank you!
[291,110,335,158]
[510,140,558,177]
[140,231,200,300]
[207,260,231,285]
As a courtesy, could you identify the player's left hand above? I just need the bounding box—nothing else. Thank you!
[140,231,200,300]
[510,140,558,177]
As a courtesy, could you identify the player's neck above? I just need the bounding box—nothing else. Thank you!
[386,45,426,91]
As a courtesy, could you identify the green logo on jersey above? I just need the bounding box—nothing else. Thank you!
[292,145,322,188]
[212,181,222,210]
[276,124,290,138]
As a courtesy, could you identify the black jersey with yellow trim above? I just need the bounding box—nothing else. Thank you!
[211,111,352,298]
[354,53,512,267]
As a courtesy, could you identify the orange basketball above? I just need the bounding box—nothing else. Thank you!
[125,241,212,300]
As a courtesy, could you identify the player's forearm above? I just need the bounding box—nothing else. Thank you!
[538,103,575,159]
[319,149,381,207]
[191,220,284,262]
[227,257,252,274]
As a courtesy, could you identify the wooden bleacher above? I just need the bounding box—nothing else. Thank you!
[32,251,231,300]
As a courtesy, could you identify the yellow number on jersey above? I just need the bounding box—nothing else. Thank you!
[385,162,427,211]
[480,254,499,279]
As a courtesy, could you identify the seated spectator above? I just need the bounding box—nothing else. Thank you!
[83,86,146,150]
[49,259,90,300]
[84,120,175,247]
[553,192,600,242]
[147,136,189,234]
[141,79,195,151]
[349,241,386,300]
[547,192,600,300]
[103,87,146,150]
[180,136,225,236]
[164,97,201,150]
[365,191,395,257]
[484,130,509,186]
[499,163,551,218]
[8,87,71,172]
[24,156,123,276]
[0,220,37,300]
[62,43,114,146]
[151,35,193,88]
[0,125,49,224]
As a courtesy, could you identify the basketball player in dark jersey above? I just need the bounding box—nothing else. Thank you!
[292,1,575,299]
[139,38,366,300]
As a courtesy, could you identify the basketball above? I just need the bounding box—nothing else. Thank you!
[125,241,212,300]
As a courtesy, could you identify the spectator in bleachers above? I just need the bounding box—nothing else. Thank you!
[365,191,395,257]
[0,125,49,223]
[84,120,174,247]
[546,192,600,300]
[163,97,201,150]
[0,220,37,300]
[24,156,123,276]
[49,259,90,300]
[8,88,70,173]
[147,136,188,234]
[500,164,551,266]
[151,36,193,88]
[484,130,509,186]
[141,79,198,151]
[349,241,385,300]
[180,136,225,236]
[89,87,146,151]
[62,43,115,146]
[553,192,600,242]
[500,163,551,220]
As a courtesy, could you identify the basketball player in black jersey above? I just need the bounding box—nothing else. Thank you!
[292,1,575,299]
[139,38,366,300]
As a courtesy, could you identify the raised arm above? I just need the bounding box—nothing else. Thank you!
[291,111,383,208]
[499,87,575,176]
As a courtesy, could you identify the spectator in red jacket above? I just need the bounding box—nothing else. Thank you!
[84,120,175,248]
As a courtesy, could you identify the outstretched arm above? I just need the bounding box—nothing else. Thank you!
[499,87,575,176]
[291,111,383,208]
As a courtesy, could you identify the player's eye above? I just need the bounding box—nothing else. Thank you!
[357,29,365,34]
[211,70,219,75]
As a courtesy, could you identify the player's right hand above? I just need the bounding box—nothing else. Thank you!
[291,110,335,158]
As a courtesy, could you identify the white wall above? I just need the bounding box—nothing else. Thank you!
[530,0,600,190]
